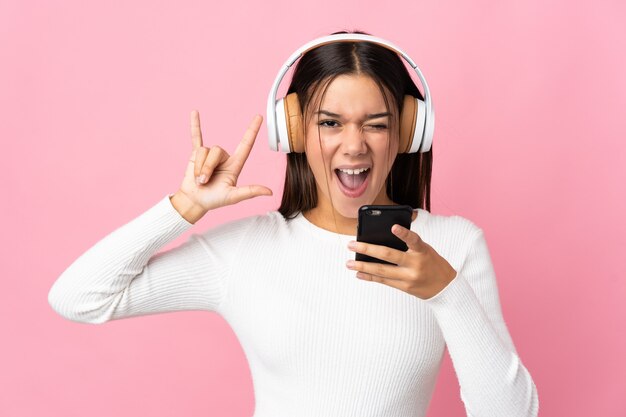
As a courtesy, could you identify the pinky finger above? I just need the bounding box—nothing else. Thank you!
[356,272,375,281]
[355,272,406,293]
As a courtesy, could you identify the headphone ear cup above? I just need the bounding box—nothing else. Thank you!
[399,95,415,154]
[283,92,305,153]
[399,95,427,153]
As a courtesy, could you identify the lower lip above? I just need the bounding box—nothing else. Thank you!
[334,170,370,198]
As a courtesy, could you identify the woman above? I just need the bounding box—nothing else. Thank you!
[48,30,539,416]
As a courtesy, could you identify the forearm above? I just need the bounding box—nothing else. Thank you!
[48,193,194,323]
[425,274,539,417]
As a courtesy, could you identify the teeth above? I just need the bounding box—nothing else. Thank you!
[337,167,370,175]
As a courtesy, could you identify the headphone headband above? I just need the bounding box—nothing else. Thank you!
[266,33,434,153]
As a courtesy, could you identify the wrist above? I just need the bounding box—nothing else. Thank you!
[169,191,208,224]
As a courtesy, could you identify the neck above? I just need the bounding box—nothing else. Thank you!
[302,208,359,236]
[303,193,396,236]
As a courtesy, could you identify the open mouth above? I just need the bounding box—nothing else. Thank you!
[334,167,370,198]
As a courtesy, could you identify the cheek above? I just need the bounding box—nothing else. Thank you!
[305,136,334,169]
[374,138,398,165]
[304,148,328,185]
[304,140,322,169]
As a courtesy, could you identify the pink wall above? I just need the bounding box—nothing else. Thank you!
[2,0,624,415]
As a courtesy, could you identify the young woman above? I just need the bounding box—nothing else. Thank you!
[49,31,539,416]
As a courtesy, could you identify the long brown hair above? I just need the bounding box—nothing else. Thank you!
[277,30,432,219]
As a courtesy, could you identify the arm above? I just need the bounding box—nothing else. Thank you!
[424,229,539,417]
[48,193,248,324]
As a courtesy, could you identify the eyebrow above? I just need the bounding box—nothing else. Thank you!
[315,110,391,120]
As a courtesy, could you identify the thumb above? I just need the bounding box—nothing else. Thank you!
[228,185,273,205]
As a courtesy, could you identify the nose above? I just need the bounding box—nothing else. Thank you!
[341,123,367,156]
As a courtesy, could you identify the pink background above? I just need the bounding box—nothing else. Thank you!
[2,0,624,415]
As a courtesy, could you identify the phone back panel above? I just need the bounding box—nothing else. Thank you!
[356,205,413,265]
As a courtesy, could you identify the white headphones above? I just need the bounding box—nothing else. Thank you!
[266,33,434,154]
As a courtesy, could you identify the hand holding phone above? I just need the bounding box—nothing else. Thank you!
[355,205,414,265]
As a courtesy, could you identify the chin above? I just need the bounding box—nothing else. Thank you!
[333,196,373,219]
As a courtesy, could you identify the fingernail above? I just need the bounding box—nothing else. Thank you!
[199,174,207,183]
[347,241,357,250]
[346,260,355,268]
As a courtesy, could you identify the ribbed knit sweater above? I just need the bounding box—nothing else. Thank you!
[48,193,539,417]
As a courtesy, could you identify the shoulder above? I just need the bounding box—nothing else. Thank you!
[194,210,291,242]
[414,209,484,267]
[235,210,292,231]
[415,208,482,237]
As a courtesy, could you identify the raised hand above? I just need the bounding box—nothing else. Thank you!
[173,110,273,219]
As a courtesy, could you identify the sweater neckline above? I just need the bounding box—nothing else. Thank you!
[291,208,427,241]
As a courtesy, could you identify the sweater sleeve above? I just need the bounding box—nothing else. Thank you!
[48,193,250,324]
[423,228,539,417]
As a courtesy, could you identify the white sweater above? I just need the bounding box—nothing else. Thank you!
[48,193,539,417]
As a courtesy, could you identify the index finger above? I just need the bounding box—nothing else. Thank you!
[391,224,426,252]
[229,114,263,174]
[348,240,405,265]
[190,110,203,149]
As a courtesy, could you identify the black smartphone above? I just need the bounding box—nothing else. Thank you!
[355,205,414,265]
